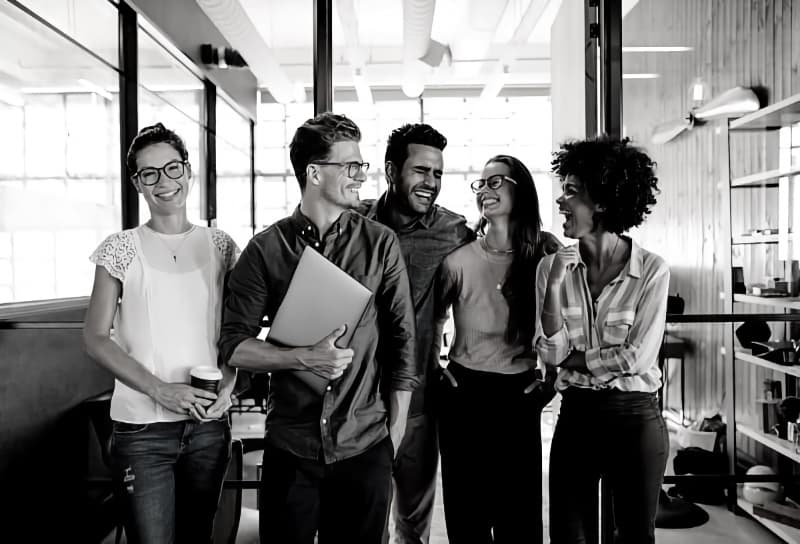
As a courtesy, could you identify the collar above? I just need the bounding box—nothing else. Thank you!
[567,236,643,280]
[290,204,347,239]
[369,192,437,231]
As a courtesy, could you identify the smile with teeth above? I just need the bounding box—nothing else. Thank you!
[482,197,499,206]
[156,188,181,199]
[413,189,434,200]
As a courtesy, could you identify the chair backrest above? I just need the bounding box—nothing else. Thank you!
[213,438,243,544]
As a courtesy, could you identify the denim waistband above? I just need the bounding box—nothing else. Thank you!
[560,387,659,415]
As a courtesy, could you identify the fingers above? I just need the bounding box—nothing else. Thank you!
[322,324,348,346]
[443,367,458,388]
[188,404,205,422]
[524,380,543,394]
[191,388,218,401]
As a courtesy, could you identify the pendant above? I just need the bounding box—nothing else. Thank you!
[496,283,502,290]
[173,255,177,263]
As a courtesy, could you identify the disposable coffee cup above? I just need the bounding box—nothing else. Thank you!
[190,366,222,394]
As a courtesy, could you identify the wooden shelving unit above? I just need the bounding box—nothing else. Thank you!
[731,166,800,188]
[737,424,800,463]
[727,91,800,543]
[733,294,800,310]
[735,351,800,378]
[738,498,800,544]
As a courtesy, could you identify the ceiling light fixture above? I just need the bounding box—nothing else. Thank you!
[622,46,693,53]
[622,73,660,80]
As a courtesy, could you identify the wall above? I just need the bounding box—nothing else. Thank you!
[621,0,800,461]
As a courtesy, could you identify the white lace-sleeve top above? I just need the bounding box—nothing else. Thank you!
[89,225,240,423]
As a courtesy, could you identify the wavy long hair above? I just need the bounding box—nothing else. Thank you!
[478,155,551,346]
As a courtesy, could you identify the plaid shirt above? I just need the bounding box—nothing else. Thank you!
[534,238,669,393]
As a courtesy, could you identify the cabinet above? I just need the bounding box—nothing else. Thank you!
[726,92,800,543]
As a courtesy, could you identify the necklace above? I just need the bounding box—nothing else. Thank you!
[148,224,196,263]
[480,238,513,290]
[481,237,515,255]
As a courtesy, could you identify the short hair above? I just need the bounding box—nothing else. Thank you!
[289,112,361,191]
[384,123,447,172]
[126,123,189,177]
[551,136,659,233]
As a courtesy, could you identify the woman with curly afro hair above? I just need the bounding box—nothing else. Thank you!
[534,137,669,544]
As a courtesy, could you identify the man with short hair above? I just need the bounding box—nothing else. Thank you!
[359,123,474,543]
[219,112,419,543]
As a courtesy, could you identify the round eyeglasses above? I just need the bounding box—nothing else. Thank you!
[470,175,517,193]
[133,160,188,186]
[312,161,370,179]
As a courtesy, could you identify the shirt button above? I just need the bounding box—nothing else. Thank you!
[326,385,332,391]
[322,418,328,425]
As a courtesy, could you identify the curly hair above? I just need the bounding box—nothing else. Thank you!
[551,136,659,233]
[384,123,447,171]
[479,155,556,346]
[289,112,361,191]
[126,123,189,177]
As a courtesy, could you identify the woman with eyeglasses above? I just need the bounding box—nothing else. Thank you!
[435,154,560,543]
[83,123,239,543]
[536,137,668,544]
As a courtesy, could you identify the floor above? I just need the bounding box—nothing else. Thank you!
[229,403,781,544]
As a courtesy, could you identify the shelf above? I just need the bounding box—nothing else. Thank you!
[731,93,800,130]
[733,234,780,244]
[734,294,800,310]
[737,423,800,463]
[732,166,800,187]
[738,498,800,544]
[735,351,800,378]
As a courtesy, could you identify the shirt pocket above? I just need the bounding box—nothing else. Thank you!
[602,308,635,345]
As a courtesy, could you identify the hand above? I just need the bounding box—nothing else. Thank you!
[548,246,580,285]
[195,393,233,421]
[154,383,217,417]
[442,366,458,387]
[561,350,589,372]
[389,421,407,459]
[297,325,355,380]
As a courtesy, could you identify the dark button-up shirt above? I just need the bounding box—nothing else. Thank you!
[359,195,474,415]
[219,206,419,463]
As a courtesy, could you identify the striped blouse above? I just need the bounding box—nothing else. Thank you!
[534,238,670,393]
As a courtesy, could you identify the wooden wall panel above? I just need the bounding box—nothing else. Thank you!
[621,0,799,462]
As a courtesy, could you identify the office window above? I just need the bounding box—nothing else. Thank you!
[216,94,253,248]
[0,1,120,303]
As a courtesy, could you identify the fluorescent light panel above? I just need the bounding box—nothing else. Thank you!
[622,46,693,53]
[622,73,660,79]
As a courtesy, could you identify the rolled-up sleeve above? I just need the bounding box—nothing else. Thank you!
[534,255,572,365]
[585,260,670,381]
[378,233,419,392]
[218,241,269,366]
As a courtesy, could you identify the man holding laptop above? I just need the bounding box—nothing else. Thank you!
[358,124,473,543]
[219,112,418,543]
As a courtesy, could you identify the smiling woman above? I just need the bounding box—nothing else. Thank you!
[82,122,241,542]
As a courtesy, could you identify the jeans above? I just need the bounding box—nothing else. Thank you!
[549,389,669,544]
[438,362,550,544]
[110,418,231,544]
[259,436,394,544]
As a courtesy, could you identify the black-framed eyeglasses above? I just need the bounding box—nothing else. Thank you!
[133,160,189,186]
[312,161,370,178]
[470,175,517,193]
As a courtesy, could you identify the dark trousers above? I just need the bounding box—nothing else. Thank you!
[385,411,439,543]
[549,389,669,544]
[259,437,393,544]
[438,362,549,544]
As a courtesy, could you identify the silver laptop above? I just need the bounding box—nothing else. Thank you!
[267,246,373,349]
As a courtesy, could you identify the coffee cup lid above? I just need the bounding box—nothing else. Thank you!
[190,366,223,380]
